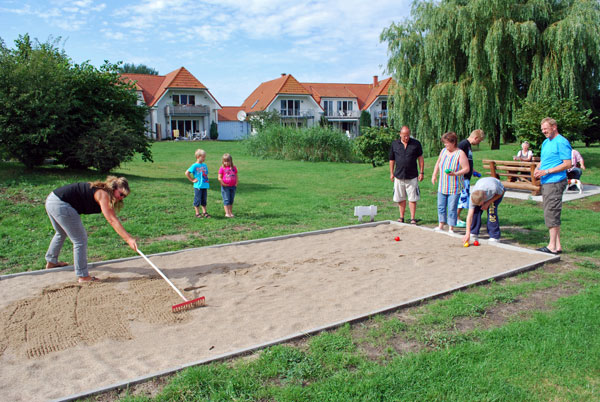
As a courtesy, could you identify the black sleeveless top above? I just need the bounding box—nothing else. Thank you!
[53,182,101,215]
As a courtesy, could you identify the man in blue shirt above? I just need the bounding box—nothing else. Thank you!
[533,117,572,254]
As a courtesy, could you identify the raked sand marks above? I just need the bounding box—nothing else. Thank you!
[0,277,189,359]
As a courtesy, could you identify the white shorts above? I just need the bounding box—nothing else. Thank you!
[393,177,420,203]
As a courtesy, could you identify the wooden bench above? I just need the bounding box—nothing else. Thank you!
[482,159,541,195]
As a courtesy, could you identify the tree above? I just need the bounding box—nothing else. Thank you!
[353,127,397,167]
[248,110,281,132]
[0,35,72,167]
[0,35,152,170]
[209,121,218,140]
[119,63,158,75]
[359,110,371,128]
[512,97,593,151]
[381,0,600,153]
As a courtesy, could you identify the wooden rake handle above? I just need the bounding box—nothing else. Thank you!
[137,249,188,303]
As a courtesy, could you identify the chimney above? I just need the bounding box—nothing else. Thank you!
[373,75,379,87]
[281,73,286,76]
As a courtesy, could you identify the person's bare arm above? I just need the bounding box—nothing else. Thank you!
[534,159,572,179]
[418,155,425,182]
[185,170,197,183]
[389,160,395,182]
[95,190,137,251]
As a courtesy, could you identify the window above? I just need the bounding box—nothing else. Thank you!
[280,99,300,116]
[172,94,196,105]
[381,100,387,110]
[324,100,333,116]
[171,119,201,136]
[337,100,353,112]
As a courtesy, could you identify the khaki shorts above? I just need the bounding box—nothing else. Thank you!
[542,180,567,227]
[393,177,420,203]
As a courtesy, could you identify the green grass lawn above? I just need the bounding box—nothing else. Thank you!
[1,140,599,401]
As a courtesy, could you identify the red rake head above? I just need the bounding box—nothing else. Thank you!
[172,296,206,313]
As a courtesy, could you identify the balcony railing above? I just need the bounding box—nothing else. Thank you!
[376,110,388,119]
[324,110,360,119]
[165,104,210,116]
[279,110,315,118]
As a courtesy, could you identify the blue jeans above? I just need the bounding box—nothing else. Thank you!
[45,192,89,277]
[437,192,460,226]
[470,196,503,239]
[221,186,236,206]
[194,188,207,207]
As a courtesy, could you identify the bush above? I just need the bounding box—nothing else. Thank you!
[353,127,397,167]
[210,121,218,140]
[512,97,593,152]
[244,125,355,162]
[0,34,152,170]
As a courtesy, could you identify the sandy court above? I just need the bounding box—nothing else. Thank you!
[0,223,555,401]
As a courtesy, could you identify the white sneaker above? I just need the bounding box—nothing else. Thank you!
[434,227,444,232]
[488,238,500,243]
[448,229,455,234]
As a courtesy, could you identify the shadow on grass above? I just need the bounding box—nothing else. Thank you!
[572,242,600,253]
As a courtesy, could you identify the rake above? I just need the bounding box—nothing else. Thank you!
[137,249,206,313]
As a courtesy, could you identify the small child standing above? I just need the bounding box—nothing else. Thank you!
[185,149,211,218]
[218,153,238,218]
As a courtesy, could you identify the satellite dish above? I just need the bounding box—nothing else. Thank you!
[237,110,247,121]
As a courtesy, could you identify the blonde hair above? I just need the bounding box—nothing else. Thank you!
[470,190,485,206]
[222,153,233,166]
[470,129,485,140]
[195,149,206,160]
[541,117,557,127]
[89,176,129,212]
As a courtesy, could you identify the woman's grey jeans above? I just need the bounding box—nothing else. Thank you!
[45,192,89,277]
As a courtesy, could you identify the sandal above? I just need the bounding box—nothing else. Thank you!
[195,213,203,218]
[410,219,418,225]
[203,213,211,218]
[536,246,558,255]
[398,217,404,223]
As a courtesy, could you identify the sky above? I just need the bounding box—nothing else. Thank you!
[1,0,411,106]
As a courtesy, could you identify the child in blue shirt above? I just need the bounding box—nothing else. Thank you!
[185,149,211,218]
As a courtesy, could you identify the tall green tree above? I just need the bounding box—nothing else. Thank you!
[119,62,159,75]
[0,35,152,171]
[381,0,600,154]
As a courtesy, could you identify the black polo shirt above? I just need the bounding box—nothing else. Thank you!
[458,139,474,180]
[389,137,423,179]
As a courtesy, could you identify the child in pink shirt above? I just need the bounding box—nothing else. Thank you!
[218,153,238,218]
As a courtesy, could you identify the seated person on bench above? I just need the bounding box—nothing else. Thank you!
[513,141,533,162]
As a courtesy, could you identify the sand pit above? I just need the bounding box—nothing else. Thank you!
[0,222,557,401]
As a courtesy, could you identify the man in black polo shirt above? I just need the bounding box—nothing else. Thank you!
[389,126,424,224]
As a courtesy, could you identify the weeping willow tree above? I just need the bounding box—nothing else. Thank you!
[381,0,600,153]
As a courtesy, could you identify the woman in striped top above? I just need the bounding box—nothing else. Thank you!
[431,132,470,233]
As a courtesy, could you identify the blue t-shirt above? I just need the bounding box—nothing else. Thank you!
[187,163,209,189]
[539,134,571,184]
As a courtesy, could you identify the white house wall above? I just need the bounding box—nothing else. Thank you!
[152,89,220,140]
[266,94,322,127]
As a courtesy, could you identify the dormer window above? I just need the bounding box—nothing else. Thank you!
[172,94,196,105]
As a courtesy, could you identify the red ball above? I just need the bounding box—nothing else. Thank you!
[394,236,400,241]
[473,240,480,246]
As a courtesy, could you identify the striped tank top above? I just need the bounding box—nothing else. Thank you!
[438,148,464,195]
